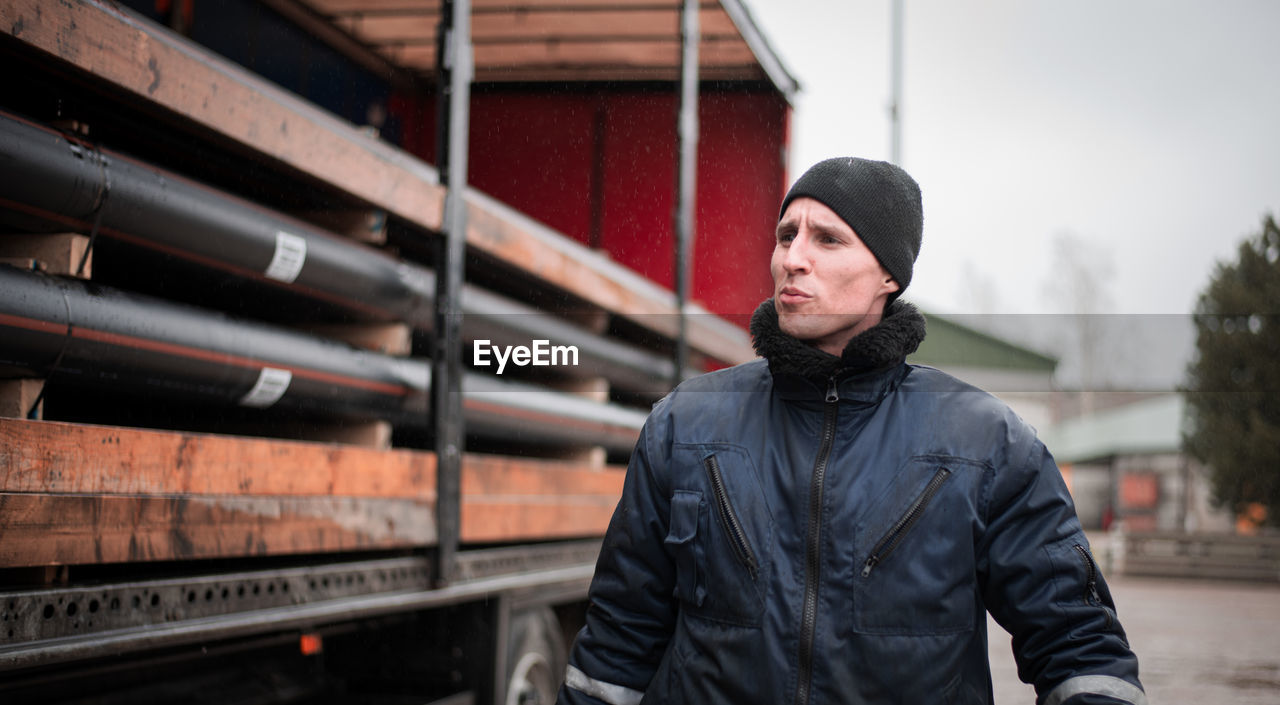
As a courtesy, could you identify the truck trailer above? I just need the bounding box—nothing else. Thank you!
[0,1,796,702]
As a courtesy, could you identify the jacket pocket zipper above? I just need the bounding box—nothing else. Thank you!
[703,455,760,580]
[862,467,952,577]
[1073,543,1115,627]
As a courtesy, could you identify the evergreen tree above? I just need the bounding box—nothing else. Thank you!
[1183,215,1280,524]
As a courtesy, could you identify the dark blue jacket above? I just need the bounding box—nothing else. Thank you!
[560,303,1143,705]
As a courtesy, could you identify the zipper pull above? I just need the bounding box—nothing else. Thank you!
[861,556,878,578]
[825,377,839,403]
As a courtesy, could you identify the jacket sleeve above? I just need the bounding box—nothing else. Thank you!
[978,435,1146,705]
[557,401,678,705]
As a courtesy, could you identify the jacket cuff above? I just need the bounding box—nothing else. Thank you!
[560,665,645,705]
[1043,674,1147,705]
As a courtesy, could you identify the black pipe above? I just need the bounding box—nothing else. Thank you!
[0,265,644,452]
[0,110,674,393]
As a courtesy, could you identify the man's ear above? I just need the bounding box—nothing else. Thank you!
[882,274,901,295]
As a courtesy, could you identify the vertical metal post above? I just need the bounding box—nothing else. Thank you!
[1178,455,1191,533]
[673,0,699,385]
[433,0,472,587]
[889,0,904,165]
[1107,455,1119,532]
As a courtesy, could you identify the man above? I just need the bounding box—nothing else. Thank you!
[558,158,1144,704]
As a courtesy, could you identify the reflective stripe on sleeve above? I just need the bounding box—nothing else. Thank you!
[565,665,644,705]
[1043,675,1148,705]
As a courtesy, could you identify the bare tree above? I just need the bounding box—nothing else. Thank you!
[1041,231,1119,415]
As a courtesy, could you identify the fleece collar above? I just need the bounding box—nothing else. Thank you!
[749,298,927,391]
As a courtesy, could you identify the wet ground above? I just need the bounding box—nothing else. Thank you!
[988,576,1280,704]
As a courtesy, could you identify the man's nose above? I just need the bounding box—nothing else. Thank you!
[783,232,812,273]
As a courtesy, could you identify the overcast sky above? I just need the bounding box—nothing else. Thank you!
[744,0,1280,322]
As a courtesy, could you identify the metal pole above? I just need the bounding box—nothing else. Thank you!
[674,0,699,385]
[889,0,904,165]
[433,0,472,587]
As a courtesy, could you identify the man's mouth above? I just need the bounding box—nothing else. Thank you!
[777,286,812,306]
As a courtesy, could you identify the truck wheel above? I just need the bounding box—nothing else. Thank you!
[505,607,566,705]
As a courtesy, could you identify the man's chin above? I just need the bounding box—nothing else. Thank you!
[777,315,830,343]
[778,314,865,353]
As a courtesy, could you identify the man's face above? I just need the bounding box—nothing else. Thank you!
[771,197,900,356]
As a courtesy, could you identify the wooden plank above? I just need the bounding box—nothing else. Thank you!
[478,39,684,68]
[392,36,754,72]
[553,377,610,403]
[545,378,610,468]
[0,418,625,503]
[465,0,708,8]
[462,454,622,496]
[293,208,389,245]
[0,257,37,270]
[0,379,44,420]
[396,48,764,92]
[476,0,713,11]
[306,0,713,13]
[563,308,610,335]
[306,0,437,12]
[469,64,767,84]
[462,499,616,542]
[461,455,623,542]
[0,419,435,498]
[0,493,436,566]
[337,9,737,43]
[307,322,413,355]
[0,419,623,562]
[0,233,92,277]
[474,8,738,41]
[544,446,608,470]
[285,419,395,450]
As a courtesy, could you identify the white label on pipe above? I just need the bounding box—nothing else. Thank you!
[265,230,307,283]
[240,367,292,408]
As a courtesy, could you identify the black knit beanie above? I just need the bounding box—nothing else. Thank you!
[779,157,923,295]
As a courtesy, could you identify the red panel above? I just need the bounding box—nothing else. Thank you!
[599,92,679,290]
[389,86,790,326]
[598,90,786,321]
[694,91,788,321]
[468,91,599,247]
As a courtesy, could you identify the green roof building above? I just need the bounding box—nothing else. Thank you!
[909,312,1059,432]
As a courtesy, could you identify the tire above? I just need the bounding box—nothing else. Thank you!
[505,608,566,705]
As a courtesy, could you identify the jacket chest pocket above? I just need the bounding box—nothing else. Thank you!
[665,447,772,627]
[848,460,978,636]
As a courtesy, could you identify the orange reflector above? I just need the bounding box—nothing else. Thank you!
[299,633,323,656]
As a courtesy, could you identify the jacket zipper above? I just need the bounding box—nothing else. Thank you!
[1073,544,1098,597]
[795,377,840,705]
[1073,544,1114,627]
[703,455,760,579]
[861,467,952,577]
